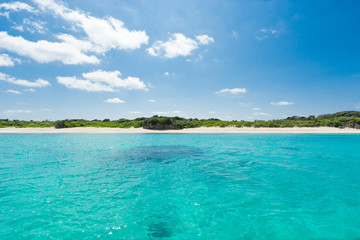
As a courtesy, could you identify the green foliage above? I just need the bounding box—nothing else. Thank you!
[318,111,360,119]
[1,111,360,129]
[0,119,55,128]
[143,116,186,129]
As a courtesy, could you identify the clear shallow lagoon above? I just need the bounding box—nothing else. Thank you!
[1,134,360,239]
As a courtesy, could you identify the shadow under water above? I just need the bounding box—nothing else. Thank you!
[280,146,300,151]
[116,145,203,163]
[146,215,177,238]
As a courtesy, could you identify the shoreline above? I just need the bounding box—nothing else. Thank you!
[0,127,359,134]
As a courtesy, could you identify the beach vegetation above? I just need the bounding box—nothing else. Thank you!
[1,111,360,129]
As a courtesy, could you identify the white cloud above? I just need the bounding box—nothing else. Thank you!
[271,101,294,106]
[253,112,270,116]
[0,31,100,64]
[24,88,36,92]
[57,76,114,92]
[17,18,47,33]
[195,35,215,45]
[147,33,213,58]
[260,28,279,34]
[57,70,147,92]
[215,88,247,95]
[173,110,182,114]
[3,109,32,115]
[0,53,19,66]
[355,103,360,109]
[33,0,148,52]
[232,31,238,39]
[0,1,36,13]
[2,0,148,64]
[56,34,103,54]
[209,111,216,114]
[82,70,147,90]
[0,72,50,87]
[256,36,268,41]
[6,89,21,94]
[256,28,280,41]
[128,111,140,114]
[238,102,251,107]
[152,111,168,115]
[195,54,203,62]
[40,108,51,111]
[12,25,24,31]
[105,98,125,103]
[252,107,262,111]
[164,72,175,76]
[147,99,156,103]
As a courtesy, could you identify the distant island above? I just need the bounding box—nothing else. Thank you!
[1,111,360,129]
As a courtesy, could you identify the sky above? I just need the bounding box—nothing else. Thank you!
[0,0,359,121]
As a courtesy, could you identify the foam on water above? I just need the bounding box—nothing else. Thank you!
[0,134,360,239]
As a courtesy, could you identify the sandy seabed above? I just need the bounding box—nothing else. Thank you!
[0,127,359,134]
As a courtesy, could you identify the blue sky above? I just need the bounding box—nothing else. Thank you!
[0,0,359,121]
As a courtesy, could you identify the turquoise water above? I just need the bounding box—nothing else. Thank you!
[1,134,360,240]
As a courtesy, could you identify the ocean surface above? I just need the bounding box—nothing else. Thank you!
[1,134,360,239]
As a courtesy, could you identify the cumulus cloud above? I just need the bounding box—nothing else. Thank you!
[147,99,156,103]
[1,0,149,65]
[252,107,262,111]
[147,33,214,58]
[33,0,148,52]
[147,33,198,58]
[57,70,148,92]
[6,89,21,94]
[271,101,294,106]
[57,76,114,92]
[0,31,99,64]
[164,72,175,76]
[215,88,247,95]
[0,72,50,87]
[56,34,103,53]
[3,109,32,115]
[105,98,125,103]
[0,53,19,66]
[195,35,215,45]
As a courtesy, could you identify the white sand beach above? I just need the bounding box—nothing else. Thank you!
[0,127,359,134]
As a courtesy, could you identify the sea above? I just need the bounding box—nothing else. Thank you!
[1,134,359,239]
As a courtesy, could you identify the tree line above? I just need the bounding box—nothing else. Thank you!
[1,111,360,129]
